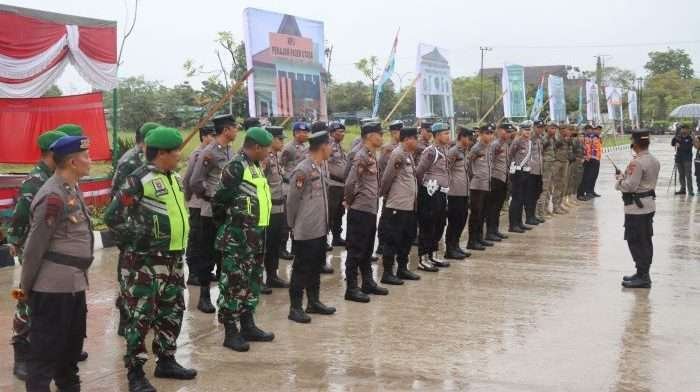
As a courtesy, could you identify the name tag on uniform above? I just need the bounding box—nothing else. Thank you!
[152,178,169,196]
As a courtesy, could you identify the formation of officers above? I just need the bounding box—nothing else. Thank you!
[8,115,623,392]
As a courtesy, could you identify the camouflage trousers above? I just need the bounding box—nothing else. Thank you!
[537,161,556,217]
[120,250,185,369]
[569,160,584,196]
[216,225,265,325]
[552,161,568,210]
[12,255,30,343]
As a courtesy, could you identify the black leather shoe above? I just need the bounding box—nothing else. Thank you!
[332,237,346,247]
[289,307,311,323]
[485,233,502,242]
[622,273,651,288]
[674,190,686,195]
[362,282,389,295]
[509,226,525,233]
[519,224,532,230]
[467,242,486,251]
[397,267,421,280]
[12,340,28,381]
[320,264,334,274]
[525,218,540,225]
[267,275,289,288]
[261,285,273,295]
[380,272,404,285]
[279,249,294,260]
[479,240,494,247]
[444,247,466,260]
[154,356,197,380]
[417,254,438,272]
[197,286,216,313]
[496,232,509,239]
[222,323,249,352]
[128,366,156,392]
[345,288,370,302]
[622,272,638,281]
[78,351,88,362]
[240,312,274,342]
[429,252,450,267]
[457,247,472,258]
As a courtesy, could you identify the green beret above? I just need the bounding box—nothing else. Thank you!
[145,127,183,150]
[54,123,83,136]
[138,122,162,140]
[245,127,273,146]
[37,130,68,150]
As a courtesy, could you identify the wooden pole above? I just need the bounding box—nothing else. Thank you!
[478,90,506,124]
[182,68,254,147]
[279,116,293,128]
[383,73,420,124]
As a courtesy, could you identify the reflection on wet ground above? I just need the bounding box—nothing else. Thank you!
[1,136,699,391]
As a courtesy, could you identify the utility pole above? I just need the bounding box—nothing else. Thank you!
[479,46,492,119]
[637,77,644,127]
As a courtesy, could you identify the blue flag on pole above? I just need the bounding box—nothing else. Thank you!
[576,86,584,124]
[530,75,545,121]
[372,30,399,118]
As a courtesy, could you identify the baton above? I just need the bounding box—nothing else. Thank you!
[607,155,621,175]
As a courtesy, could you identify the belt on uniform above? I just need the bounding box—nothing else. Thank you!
[272,199,284,206]
[44,251,93,271]
[622,190,656,208]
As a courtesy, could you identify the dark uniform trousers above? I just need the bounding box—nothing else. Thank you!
[624,213,654,274]
[186,207,203,278]
[378,208,417,263]
[265,212,284,278]
[191,214,220,285]
[417,186,447,256]
[290,237,326,294]
[695,158,700,191]
[468,190,487,244]
[486,178,507,235]
[445,196,469,247]
[327,186,345,239]
[279,197,291,251]
[581,159,600,195]
[26,291,86,392]
[524,174,543,219]
[345,209,377,288]
[509,172,527,227]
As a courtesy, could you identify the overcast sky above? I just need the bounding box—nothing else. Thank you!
[6,0,700,93]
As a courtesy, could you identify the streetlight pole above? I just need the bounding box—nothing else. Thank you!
[637,77,644,128]
[479,46,492,119]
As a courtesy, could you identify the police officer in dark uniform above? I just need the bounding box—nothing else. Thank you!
[616,129,660,288]
[444,126,474,259]
[467,124,494,250]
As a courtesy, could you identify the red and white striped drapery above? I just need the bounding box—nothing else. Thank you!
[0,5,117,98]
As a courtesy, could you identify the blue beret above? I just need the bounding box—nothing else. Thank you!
[389,120,404,131]
[293,122,309,132]
[431,122,449,134]
[50,136,89,155]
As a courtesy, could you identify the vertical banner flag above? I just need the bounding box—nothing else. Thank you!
[415,43,453,119]
[243,8,327,120]
[585,80,601,124]
[605,85,623,121]
[628,90,639,128]
[372,30,399,118]
[576,86,585,125]
[502,64,527,119]
[530,75,545,121]
[547,75,566,123]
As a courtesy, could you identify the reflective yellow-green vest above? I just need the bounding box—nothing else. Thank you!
[240,161,271,227]
[141,171,190,251]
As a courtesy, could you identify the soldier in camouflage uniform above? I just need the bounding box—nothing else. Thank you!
[571,127,586,203]
[111,122,161,336]
[106,127,197,392]
[7,129,66,381]
[213,127,275,353]
[552,125,571,214]
[537,123,559,218]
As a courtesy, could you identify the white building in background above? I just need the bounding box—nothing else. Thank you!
[416,46,454,119]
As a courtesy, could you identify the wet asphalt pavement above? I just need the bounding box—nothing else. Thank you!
[1,135,699,391]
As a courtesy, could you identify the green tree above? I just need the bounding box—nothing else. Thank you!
[354,56,381,110]
[453,76,497,122]
[645,48,694,79]
[104,76,161,132]
[642,70,700,120]
[42,84,62,97]
[327,81,371,114]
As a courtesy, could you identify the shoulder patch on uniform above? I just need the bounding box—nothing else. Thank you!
[627,163,636,175]
[152,178,169,196]
[202,154,212,166]
[296,174,305,189]
[45,193,63,226]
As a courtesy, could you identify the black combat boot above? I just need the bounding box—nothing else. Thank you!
[197,285,216,314]
[417,254,439,271]
[380,256,404,285]
[444,244,466,260]
[267,274,289,288]
[525,217,540,225]
[622,272,639,281]
[240,312,274,342]
[12,339,29,381]
[622,273,652,288]
[519,223,533,230]
[154,355,197,380]
[397,259,421,280]
[456,246,471,258]
[496,232,508,239]
[305,285,336,315]
[467,241,486,251]
[222,322,249,352]
[345,272,371,302]
[509,225,525,233]
[128,366,156,392]
[362,277,389,295]
[429,252,450,267]
[484,233,502,242]
[289,287,312,323]
[479,239,494,247]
